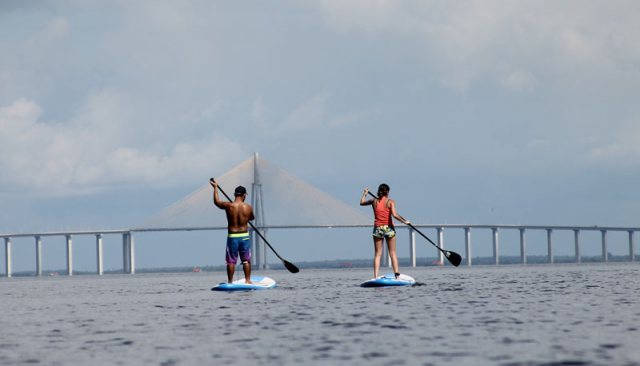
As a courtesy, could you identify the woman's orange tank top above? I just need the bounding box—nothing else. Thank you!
[374,197,393,227]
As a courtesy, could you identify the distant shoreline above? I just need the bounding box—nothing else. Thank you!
[4,255,637,277]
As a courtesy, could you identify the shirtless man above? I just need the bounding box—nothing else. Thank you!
[210,179,255,284]
[360,183,410,279]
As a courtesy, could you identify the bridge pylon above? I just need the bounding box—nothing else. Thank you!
[251,152,267,269]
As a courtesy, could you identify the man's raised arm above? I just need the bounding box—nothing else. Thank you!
[210,179,230,209]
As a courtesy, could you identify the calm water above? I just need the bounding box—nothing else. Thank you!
[1,263,639,365]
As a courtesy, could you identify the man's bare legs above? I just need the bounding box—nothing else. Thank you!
[387,235,400,277]
[226,264,235,283]
[242,261,252,284]
[226,262,252,284]
[373,237,383,278]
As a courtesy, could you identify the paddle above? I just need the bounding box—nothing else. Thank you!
[211,178,300,273]
[367,191,462,267]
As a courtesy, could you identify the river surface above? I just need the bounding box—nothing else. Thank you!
[1,263,639,365]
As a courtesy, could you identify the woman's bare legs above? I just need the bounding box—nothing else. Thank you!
[387,235,400,277]
[373,237,383,278]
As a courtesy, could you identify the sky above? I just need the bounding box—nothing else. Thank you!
[1,1,639,272]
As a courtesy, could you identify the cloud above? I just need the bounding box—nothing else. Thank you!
[280,93,330,131]
[42,17,70,40]
[500,70,537,92]
[0,96,245,196]
[1,1,639,198]
[315,1,640,92]
[588,120,640,165]
[276,92,364,133]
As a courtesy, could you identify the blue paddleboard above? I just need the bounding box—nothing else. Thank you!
[211,276,276,291]
[360,273,416,288]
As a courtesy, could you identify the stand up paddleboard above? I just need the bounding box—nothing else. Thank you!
[361,273,416,288]
[211,276,276,291]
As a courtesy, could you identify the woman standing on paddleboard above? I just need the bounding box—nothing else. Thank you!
[360,183,410,279]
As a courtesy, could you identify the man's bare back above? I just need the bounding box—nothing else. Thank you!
[223,201,254,233]
[211,181,255,232]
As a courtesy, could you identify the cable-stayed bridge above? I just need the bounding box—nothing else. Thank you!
[1,153,638,277]
[139,153,372,269]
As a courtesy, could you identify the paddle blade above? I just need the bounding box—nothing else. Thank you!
[283,260,300,273]
[445,251,462,267]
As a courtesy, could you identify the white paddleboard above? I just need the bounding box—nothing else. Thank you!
[211,276,276,291]
[360,273,416,288]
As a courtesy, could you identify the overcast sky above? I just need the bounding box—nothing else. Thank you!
[1,1,639,271]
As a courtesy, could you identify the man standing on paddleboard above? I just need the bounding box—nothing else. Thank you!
[360,183,410,279]
[210,179,255,284]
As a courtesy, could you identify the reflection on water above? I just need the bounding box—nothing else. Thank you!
[1,263,639,365]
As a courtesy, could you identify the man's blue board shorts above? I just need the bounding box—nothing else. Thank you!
[226,232,251,265]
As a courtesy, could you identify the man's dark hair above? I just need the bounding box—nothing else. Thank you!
[234,186,247,197]
[378,183,390,196]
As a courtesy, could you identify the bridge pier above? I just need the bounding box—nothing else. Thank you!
[547,229,553,263]
[409,228,416,267]
[464,227,471,266]
[66,235,73,276]
[261,230,267,270]
[437,227,444,265]
[4,238,11,278]
[35,236,42,276]
[122,233,128,273]
[630,231,635,261]
[251,230,266,270]
[250,230,256,269]
[122,233,135,274]
[128,232,135,274]
[492,228,499,265]
[601,230,608,262]
[96,234,103,275]
[519,228,527,264]
[574,230,581,263]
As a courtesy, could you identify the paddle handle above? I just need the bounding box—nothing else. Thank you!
[211,178,287,262]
